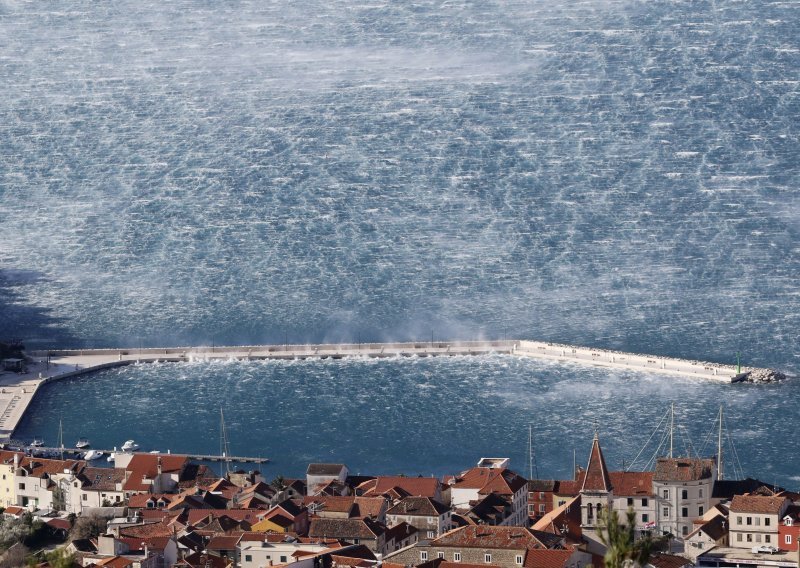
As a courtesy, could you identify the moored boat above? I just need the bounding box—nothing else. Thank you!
[75,438,91,449]
[121,439,139,452]
[83,450,104,461]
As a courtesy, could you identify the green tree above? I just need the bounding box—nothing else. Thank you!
[43,548,75,568]
[597,507,653,568]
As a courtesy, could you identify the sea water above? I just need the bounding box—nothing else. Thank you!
[15,355,800,488]
[1,1,799,484]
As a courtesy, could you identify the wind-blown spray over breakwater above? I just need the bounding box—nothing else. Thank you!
[2,339,783,442]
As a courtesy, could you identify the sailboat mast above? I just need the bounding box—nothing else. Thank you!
[669,403,674,459]
[528,424,538,480]
[717,406,724,481]
[220,407,231,477]
[59,418,64,461]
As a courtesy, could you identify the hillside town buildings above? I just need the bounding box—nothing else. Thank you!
[1,433,798,568]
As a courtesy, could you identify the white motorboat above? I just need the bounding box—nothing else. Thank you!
[30,437,45,447]
[83,450,104,461]
[75,438,91,449]
[121,440,139,452]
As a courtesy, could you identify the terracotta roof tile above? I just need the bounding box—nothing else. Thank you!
[730,494,789,515]
[386,496,449,517]
[361,476,441,498]
[608,472,653,496]
[653,458,714,482]
[309,518,384,540]
[580,434,611,492]
[431,526,557,550]
[452,468,527,495]
[524,549,574,568]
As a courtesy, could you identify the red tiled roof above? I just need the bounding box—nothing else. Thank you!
[386,496,449,517]
[46,518,71,531]
[184,509,262,526]
[207,535,241,550]
[119,521,174,539]
[123,454,189,492]
[452,468,527,495]
[608,471,653,496]
[653,458,714,482]
[581,434,611,492]
[524,549,574,568]
[360,476,441,498]
[431,526,548,550]
[730,495,789,515]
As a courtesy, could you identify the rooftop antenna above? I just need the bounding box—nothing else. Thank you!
[717,406,724,481]
[528,424,539,480]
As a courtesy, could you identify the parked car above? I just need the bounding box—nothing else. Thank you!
[752,545,778,554]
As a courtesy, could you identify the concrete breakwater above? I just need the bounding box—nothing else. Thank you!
[513,340,779,382]
[0,339,781,443]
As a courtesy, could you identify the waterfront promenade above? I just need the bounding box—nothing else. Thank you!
[0,339,765,443]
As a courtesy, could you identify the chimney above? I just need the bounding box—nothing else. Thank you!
[13,453,19,470]
[157,456,162,476]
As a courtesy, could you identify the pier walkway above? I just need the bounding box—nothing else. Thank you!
[0,339,764,443]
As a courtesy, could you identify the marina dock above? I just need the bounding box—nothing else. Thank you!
[0,446,269,464]
[0,339,776,443]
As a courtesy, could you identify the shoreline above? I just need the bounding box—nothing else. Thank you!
[1,339,782,442]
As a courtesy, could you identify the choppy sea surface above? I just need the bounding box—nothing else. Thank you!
[1,1,798,485]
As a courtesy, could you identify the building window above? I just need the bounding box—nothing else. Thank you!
[588,504,594,520]
[663,507,669,518]
[428,531,435,539]
[699,506,704,516]
[765,518,771,526]
[352,540,359,545]
[438,553,445,559]
[454,553,461,562]
[682,526,688,536]
[627,498,633,506]
[245,556,252,562]
[485,554,492,564]
[280,557,287,563]
[747,517,752,526]
[756,534,762,543]
[765,535,771,543]
[662,490,669,499]
[18,483,24,490]
[699,489,703,498]
[516,556,523,565]
[737,533,742,542]
[746,534,752,542]
[642,514,649,523]
[421,552,428,561]
[682,507,688,518]
[737,516,742,525]
[642,498,648,507]
[786,535,792,545]
[539,492,545,499]
[682,490,688,500]
[539,504,546,513]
